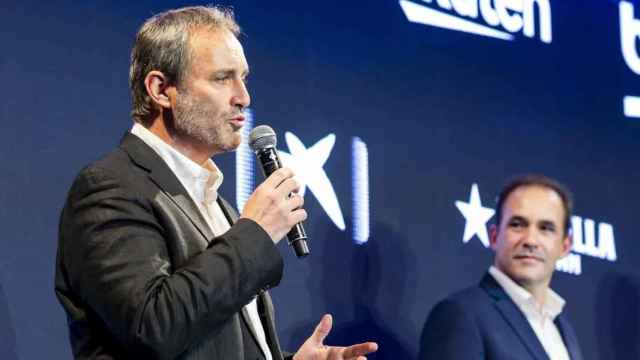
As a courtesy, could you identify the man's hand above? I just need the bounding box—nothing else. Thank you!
[241,167,307,243]
[293,314,378,360]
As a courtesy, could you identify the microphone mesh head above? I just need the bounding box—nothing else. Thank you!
[249,125,277,151]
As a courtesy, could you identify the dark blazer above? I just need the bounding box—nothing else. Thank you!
[55,133,291,360]
[419,273,583,360]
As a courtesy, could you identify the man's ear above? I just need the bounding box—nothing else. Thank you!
[144,70,173,110]
[489,224,498,251]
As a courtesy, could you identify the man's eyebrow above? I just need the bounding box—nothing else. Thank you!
[508,215,527,222]
[212,68,249,77]
[213,69,235,76]
[538,219,557,228]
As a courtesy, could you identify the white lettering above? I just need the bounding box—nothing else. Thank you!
[623,95,640,118]
[583,218,600,258]
[436,0,454,10]
[571,216,617,262]
[523,0,552,43]
[556,253,582,275]
[570,216,585,254]
[451,0,479,18]
[480,0,501,26]
[403,0,552,43]
[400,0,515,41]
[496,0,523,33]
[620,1,640,75]
[597,222,617,261]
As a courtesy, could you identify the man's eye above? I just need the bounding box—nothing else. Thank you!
[509,221,525,229]
[540,224,556,233]
[213,73,232,82]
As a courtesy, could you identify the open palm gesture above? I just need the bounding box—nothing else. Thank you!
[293,314,378,360]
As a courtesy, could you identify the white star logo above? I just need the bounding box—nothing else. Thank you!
[279,132,346,231]
[455,183,495,247]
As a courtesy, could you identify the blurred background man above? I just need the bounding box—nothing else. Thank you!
[419,175,583,360]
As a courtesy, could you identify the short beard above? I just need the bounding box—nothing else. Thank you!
[172,91,240,153]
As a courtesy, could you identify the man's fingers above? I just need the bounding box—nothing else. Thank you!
[260,169,301,201]
[276,178,301,198]
[262,167,294,189]
[288,194,304,211]
[310,314,333,346]
[289,208,308,226]
[341,342,378,358]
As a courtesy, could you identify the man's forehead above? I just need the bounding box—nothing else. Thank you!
[188,27,247,66]
[503,185,564,220]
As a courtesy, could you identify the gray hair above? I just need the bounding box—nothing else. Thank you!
[129,5,241,125]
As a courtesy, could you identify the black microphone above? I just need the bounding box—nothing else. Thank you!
[249,125,310,258]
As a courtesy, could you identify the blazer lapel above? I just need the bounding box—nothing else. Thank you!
[217,196,239,224]
[259,291,285,360]
[240,302,268,359]
[555,314,584,360]
[481,274,550,360]
[218,196,272,358]
[119,133,214,243]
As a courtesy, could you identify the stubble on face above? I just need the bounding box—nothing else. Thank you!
[170,28,247,156]
[172,86,242,153]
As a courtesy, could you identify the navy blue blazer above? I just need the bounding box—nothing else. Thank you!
[419,273,583,360]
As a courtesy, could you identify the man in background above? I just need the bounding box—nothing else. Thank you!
[419,175,583,360]
[55,6,377,360]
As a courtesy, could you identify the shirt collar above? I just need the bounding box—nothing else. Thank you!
[130,123,224,205]
[489,265,565,320]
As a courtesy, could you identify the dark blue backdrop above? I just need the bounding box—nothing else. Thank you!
[1,0,639,358]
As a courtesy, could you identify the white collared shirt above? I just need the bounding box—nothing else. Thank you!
[489,266,571,360]
[131,123,273,360]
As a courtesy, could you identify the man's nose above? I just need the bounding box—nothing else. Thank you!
[231,79,250,109]
[521,229,541,249]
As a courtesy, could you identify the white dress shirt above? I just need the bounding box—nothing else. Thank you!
[489,266,571,360]
[131,123,273,360]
